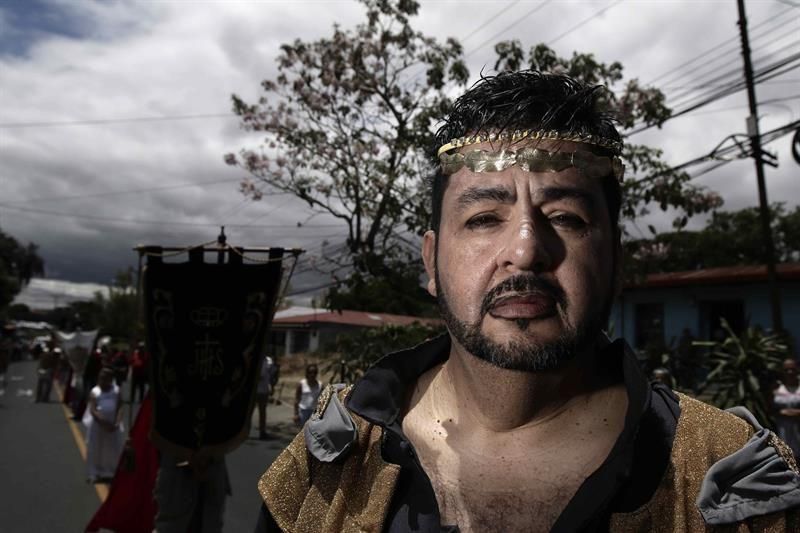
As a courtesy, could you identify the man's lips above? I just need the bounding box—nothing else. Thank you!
[487,293,557,319]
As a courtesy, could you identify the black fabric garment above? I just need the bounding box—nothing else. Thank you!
[255,335,680,532]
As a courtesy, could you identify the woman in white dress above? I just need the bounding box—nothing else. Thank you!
[773,358,800,459]
[293,364,322,426]
[83,367,124,482]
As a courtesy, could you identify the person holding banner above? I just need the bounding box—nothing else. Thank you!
[83,367,125,483]
[142,242,285,533]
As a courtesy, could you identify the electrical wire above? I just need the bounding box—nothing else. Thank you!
[459,0,523,44]
[0,201,343,228]
[627,52,800,136]
[0,113,234,129]
[546,0,625,46]
[630,118,800,186]
[1,177,254,205]
[665,32,799,109]
[685,94,800,117]
[462,0,555,59]
[644,5,794,87]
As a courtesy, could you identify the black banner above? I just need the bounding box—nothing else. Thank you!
[143,248,284,456]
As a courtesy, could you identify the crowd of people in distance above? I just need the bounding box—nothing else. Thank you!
[16,335,152,484]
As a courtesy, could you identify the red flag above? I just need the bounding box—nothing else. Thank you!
[86,394,158,533]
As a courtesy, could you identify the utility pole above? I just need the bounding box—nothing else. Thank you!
[736,0,783,332]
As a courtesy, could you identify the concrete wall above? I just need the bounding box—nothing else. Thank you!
[269,324,366,356]
[610,281,800,353]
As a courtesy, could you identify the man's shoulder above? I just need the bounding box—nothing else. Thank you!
[673,392,755,450]
[258,384,398,532]
[629,392,800,528]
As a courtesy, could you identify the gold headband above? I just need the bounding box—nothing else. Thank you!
[440,147,624,180]
[437,129,623,157]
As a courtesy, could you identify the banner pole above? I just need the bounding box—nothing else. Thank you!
[129,250,144,428]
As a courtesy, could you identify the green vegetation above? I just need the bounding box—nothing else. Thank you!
[0,227,44,316]
[624,204,800,278]
[321,322,445,384]
[695,319,789,426]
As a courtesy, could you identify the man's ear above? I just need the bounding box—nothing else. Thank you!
[422,230,437,297]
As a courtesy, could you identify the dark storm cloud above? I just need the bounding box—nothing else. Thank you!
[1,0,797,302]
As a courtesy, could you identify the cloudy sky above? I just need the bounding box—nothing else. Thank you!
[2,0,798,305]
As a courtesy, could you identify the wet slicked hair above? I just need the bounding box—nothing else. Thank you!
[429,70,623,233]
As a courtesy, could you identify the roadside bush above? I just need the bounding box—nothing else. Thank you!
[695,319,788,426]
[321,322,445,384]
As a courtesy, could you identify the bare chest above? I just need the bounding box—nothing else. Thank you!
[417,443,598,533]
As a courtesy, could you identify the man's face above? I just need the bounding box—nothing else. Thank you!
[422,140,619,372]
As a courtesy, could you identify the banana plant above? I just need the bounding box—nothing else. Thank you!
[694,319,788,427]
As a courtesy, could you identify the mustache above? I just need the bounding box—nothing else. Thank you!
[480,275,566,317]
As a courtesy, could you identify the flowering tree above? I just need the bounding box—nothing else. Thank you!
[226,0,466,312]
[494,41,723,230]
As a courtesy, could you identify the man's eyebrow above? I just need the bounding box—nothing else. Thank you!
[536,186,596,208]
[455,186,515,210]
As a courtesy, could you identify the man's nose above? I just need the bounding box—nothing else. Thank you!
[496,215,553,274]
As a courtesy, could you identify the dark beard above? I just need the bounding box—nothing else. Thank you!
[435,269,604,372]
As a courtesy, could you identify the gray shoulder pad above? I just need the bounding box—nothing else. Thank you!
[303,384,358,463]
[697,405,800,525]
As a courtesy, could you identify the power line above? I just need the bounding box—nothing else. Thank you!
[657,79,800,91]
[664,28,799,108]
[672,55,783,116]
[0,202,343,228]
[627,52,800,136]
[645,5,794,87]
[459,0,523,44]
[663,29,798,108]
[630,118,800,186]
[687,94,800,116]
[463,0,555,59]
[1,177,252,205]
[546,0,625,46]
[0,113,233,129]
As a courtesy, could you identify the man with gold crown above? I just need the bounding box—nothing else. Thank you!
[254,70,800,532]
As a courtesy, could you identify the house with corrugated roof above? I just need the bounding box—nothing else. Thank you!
[267,306,441,356]
[610,263,800,353]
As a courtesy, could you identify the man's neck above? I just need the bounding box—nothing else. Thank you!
[436,337,618,433]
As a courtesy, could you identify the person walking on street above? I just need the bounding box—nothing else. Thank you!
[293,364,321,426]
[130,342,150,403]
[255,355,277,439]
[774,358,800,460]
[83,367,125,483]
[111,348,129,388]
[35,346,58,403]
[154,451,230,533]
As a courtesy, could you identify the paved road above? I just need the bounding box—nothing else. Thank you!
[0,358,298,533]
